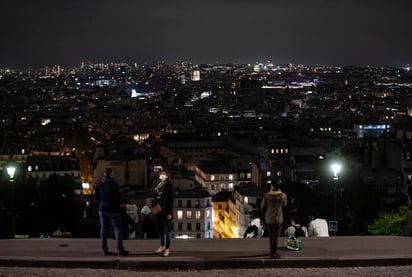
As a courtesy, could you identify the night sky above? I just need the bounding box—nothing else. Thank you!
[1,0,411,68]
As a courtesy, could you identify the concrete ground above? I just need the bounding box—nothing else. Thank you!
[0,236,411,271]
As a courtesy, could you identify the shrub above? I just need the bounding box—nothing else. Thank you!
[368,202,410,235]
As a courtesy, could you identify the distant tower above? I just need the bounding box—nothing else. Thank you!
[191,70,200,81]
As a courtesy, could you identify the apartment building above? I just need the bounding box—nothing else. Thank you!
[172,188,213,239]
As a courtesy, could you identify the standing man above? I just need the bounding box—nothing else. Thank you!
[153,171,174,257]
[261,181,287,259]
[95,167,128,256]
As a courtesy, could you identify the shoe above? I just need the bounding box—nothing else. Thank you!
[162,249,170,257]
[103,250,115,256]
[118,249,129,257]
[270,253,281,259]
[156,246,165,254]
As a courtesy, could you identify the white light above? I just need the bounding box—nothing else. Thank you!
[331,163,342,180]
[7,166,16,179]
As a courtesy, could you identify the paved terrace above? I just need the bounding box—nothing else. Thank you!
[0,236,411,271]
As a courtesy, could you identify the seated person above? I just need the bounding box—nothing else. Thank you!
[308,215,329,237]
[285,217,308,238]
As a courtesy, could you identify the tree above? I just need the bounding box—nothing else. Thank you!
[368,194,411,235]
[35,174,84,236]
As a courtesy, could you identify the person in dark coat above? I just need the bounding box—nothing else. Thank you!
[261,181,287,259]
[95,167,128,256]
[153,170,174,257]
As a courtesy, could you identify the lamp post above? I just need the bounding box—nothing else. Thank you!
[330,162,342,221]
[6,165,16,238]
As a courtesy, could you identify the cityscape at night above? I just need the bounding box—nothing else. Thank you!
[1,61,412,239]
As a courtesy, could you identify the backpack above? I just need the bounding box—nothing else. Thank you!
[294,225,306,237]
[285,236,302,251]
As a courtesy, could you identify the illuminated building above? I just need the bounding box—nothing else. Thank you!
[191,70,200,81]
[212,191,232,238]
[354,124,391,138]
[195,160,237,195]
[172,188,213,239]
[26,154,80,181]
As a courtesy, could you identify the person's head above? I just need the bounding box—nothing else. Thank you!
[271,180,282,190]
[105,167,113,177]
[159,171,169,182]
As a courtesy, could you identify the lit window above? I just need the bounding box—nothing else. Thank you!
[247,173,251,179]
[177,210,183,220]
[206,209,211,218]
[271,149,274,154]
[28,165,32,172]
[266,171,271,177]
[211,175,215,181]
[244,196,249,204]
[228,183,234,189]
[186,210,192,219]
[277,171,282,176]
[196,210,201,219]
[228,174,233,181]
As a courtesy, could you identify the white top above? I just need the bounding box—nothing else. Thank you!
[308,218,329,237]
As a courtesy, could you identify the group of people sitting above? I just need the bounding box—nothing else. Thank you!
[244,215,330,239]
[285,215,330,238]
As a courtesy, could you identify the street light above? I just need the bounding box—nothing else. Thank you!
[330,162,342,235]
[331,163,342,181]
[6,165,16,238]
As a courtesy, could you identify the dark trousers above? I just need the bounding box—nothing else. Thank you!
[155,213,172,249]
[267,224,282,256]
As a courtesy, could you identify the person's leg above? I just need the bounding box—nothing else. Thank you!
[272,224,282,257]
[155,216,166,253]
[108,212,124,252]
[267,224,275,256]
[99,212,108,253]
[159,232,165,247]
[165,219,171,249]
[165,233,170,249]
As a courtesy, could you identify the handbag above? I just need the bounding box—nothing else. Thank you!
[151,204,162,215]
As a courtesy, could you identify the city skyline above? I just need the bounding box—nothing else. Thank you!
[1,0,412,69]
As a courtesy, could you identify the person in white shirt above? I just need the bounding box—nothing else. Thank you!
[308,216,329,237]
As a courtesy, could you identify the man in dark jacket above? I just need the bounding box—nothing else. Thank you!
[95,167,128,256]
[261,180,287,259]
